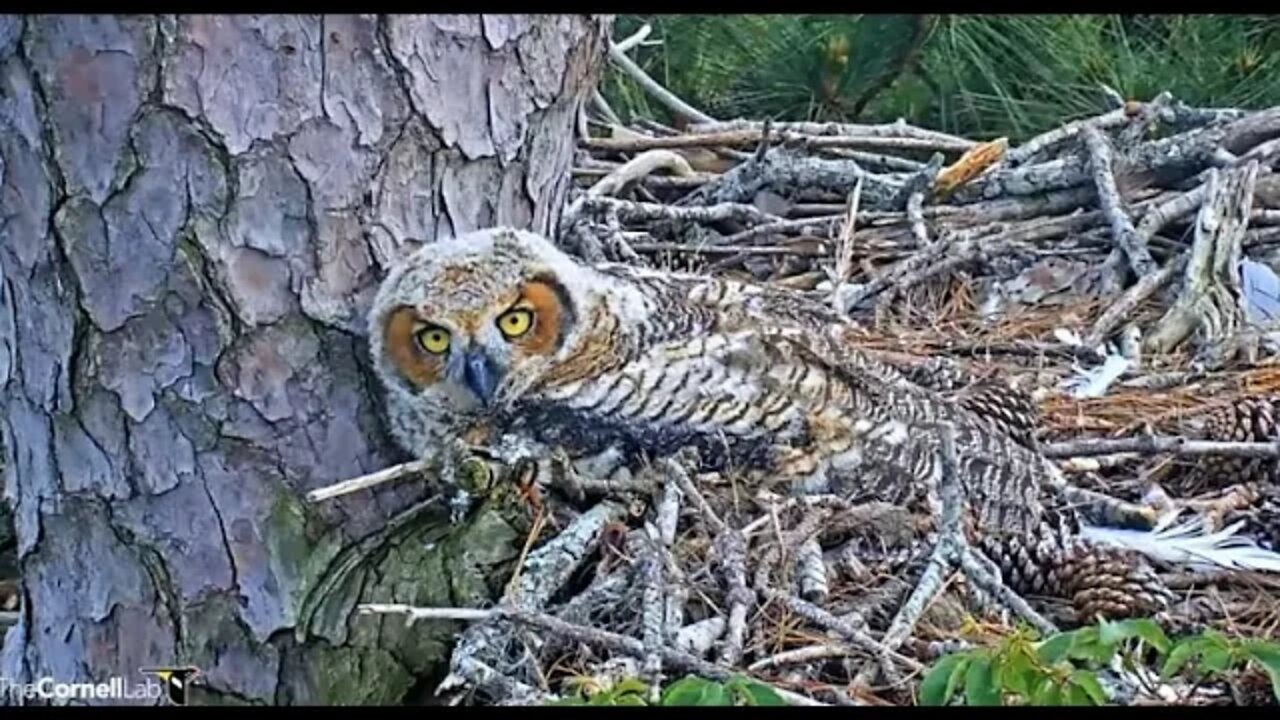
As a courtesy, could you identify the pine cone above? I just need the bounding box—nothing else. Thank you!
[1062,549,1173,621]
[1178,396,1280,492]
[901,357,1041,447]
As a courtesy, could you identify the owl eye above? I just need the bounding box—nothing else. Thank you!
[496,308,533,338]
[415,325,451,355]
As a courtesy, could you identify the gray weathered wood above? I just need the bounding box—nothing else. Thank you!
[0,13,609,705]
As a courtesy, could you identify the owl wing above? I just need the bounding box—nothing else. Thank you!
[598,264,1042,446]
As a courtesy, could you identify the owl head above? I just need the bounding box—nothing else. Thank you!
[368,228,618,412]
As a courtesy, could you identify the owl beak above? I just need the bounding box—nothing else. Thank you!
[463,349,501,406]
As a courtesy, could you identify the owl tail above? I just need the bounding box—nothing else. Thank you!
[1080,516,1280,573]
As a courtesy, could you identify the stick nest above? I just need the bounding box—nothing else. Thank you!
[347,80,1280,706]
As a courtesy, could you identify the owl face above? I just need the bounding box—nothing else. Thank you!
[368,229,590,411]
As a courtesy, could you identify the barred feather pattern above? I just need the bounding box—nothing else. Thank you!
[369,229,1266,622]
[510,309,1167,618]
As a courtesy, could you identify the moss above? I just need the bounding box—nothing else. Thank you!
[283,639,415,706]
[264,488,345,632]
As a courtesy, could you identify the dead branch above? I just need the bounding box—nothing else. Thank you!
[1146,161,1261,355]
[1082,125,1158,276]
[1041,435,1280,459]
[607,39,714,125]
[305,459,434,503]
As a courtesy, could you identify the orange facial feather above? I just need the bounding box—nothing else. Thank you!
[514,280,565,356]
[383,307,443,387]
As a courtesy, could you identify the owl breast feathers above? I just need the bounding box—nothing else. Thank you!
[368,227,1280,620]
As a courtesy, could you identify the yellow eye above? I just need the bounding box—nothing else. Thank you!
[497,308,533,338]
[415,326,451,355]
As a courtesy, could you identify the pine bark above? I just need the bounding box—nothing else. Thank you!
[0,14,610,705]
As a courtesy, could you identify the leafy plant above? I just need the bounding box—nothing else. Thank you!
[660,674,788,706]
[554,673,788,706]
[920,618,1280,706]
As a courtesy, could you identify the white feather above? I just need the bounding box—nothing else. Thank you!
[1080,516,1280,573]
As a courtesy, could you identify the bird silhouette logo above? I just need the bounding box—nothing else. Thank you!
[140,666,200,705]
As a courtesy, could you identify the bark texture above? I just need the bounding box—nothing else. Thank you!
[0,14,609,705]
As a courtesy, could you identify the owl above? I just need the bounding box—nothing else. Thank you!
[367,227,1280,620]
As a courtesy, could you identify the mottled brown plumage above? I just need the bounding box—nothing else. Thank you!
[368,228,1277,621]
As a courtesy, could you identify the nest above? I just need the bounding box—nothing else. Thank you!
[316,34,1280,707]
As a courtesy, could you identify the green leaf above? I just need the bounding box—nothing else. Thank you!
[995,650,1039,698]
[1097,617,1124,647]
[1066,626,1102,662]
[1200,645,1233,674]
[1069,670,1108,705]
[964,656,1002,706]
[1117,618,1171,655]
[735,680,788,707]
[1031,677,1063,706]
[614,694,647,706]
[1063,683,1092,706]
[1161,641,1199,678]
[1242,643,1280,703]
[698,682,731,706]
[613,677,650,697]
[1037,633,1075,664]
[662,676,712,706]
[920,654,968,706]
[1090,641,1119,666]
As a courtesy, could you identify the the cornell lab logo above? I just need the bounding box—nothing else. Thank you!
[140,667,200,706]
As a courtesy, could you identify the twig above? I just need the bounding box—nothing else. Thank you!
[563,150,696,226]
[613,22,653,53]
[747,643,858,672]
[1081,125,1158,277]
[757,588,924,674]
[720,215,844,246]
[795,537,828,604]
[631,242,828,258]
[1083,255,1186,348]
[581,196,780,228]
[590,89,622,127]
[1041,436,1280,459]
[1135,184,1209,240]
[880,423,1058,657]
[662,459,754,667]
[1007,105,1134,166]
[900,153,944,246]
[365,603,823,704]
[688,118,976,148]
[1146,162,1260,355]
[586,129,972,154]
[606,41,715,124]
[640,533,666,702]
[305,459,434,503]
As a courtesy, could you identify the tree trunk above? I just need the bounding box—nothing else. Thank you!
[0,14,610,705]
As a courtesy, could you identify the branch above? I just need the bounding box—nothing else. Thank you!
[1081,125,1158,277]
[607,41,715,124]
[304,459,434,503]
[1041,435,1280,459]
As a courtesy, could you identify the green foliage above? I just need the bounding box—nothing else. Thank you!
[921,618,1280,706]
[553,673,788,706]
[605,15,1280,141]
